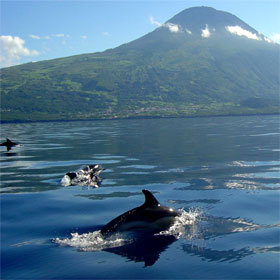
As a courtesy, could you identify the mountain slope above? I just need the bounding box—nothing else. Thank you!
[1,6,279,122]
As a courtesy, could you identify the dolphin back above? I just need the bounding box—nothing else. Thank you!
[1,138,17,146]
[142,189,160,207]
[100,189,178,236]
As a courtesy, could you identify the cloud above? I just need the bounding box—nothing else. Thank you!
[269,33,280,43]
[150,16,181,33]
[165,22,180,33]
[0,35,39,67]
[201,24,211,38]
[103,32,109,36]
[81,35,87,39]
[29,34,40,40]
[263,37,273,43]
[30,34,72,40]
[53,33,66,38]
[53,34,70,46]
[149,16,162,27]
[225,26,261,40]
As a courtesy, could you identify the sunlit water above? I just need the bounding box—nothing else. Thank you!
[1,115,279,279]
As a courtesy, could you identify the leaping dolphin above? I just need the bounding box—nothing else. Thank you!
[0,138,19,151]
[61,164,104,187]
[101,189,178,236]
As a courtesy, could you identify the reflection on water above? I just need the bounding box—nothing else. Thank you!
[105,234,177,267]
[168,198,221,205]
[54,208,199,266]
[54,207,280,267]
[77,191,142,200]
[1,115,280,279]
[182,244,280,263]
[199,215,279,237]
[1,149,279,193]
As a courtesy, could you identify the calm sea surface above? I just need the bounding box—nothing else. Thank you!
[1,115,279,279]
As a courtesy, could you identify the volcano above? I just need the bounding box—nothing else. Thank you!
[1,6,279,122]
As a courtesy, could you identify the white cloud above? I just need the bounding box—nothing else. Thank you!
[269,33,280,43]
[150,16,181,33]
[226,25,261,40]
[30,34,71,40]
[186,28,192,35]
[0,35,39,67]
[201,24,211,38]
[30,34,72,40]
[264,37,273,43]
[29,34,40,40]
[81,35,87,39]
[149,16,162,27]
[165,22,180,33]
[53,33,66,38]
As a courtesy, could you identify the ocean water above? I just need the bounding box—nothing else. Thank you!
[1,115,279,279]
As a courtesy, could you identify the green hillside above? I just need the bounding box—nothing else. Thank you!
[1,7,279,122]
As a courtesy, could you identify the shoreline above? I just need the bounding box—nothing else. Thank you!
[1,112,279,124]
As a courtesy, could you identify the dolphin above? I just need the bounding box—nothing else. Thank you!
[100,189,178,236]
[0,138,18,151]
[61,164,104,187]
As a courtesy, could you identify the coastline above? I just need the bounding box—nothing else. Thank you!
[1,112,279,124]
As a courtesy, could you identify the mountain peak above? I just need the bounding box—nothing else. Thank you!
[112,6,274,56]
[150,6,274,43]
[167,6,256,33]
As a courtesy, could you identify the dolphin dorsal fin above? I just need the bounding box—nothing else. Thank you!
[142,189,160,207]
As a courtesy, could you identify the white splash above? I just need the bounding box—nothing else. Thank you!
[54,208,202,251]
[157,208,202,239]
[61,164,103,187]
[54,230,128,252]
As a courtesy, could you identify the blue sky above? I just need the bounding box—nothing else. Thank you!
[1,0,279,68]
